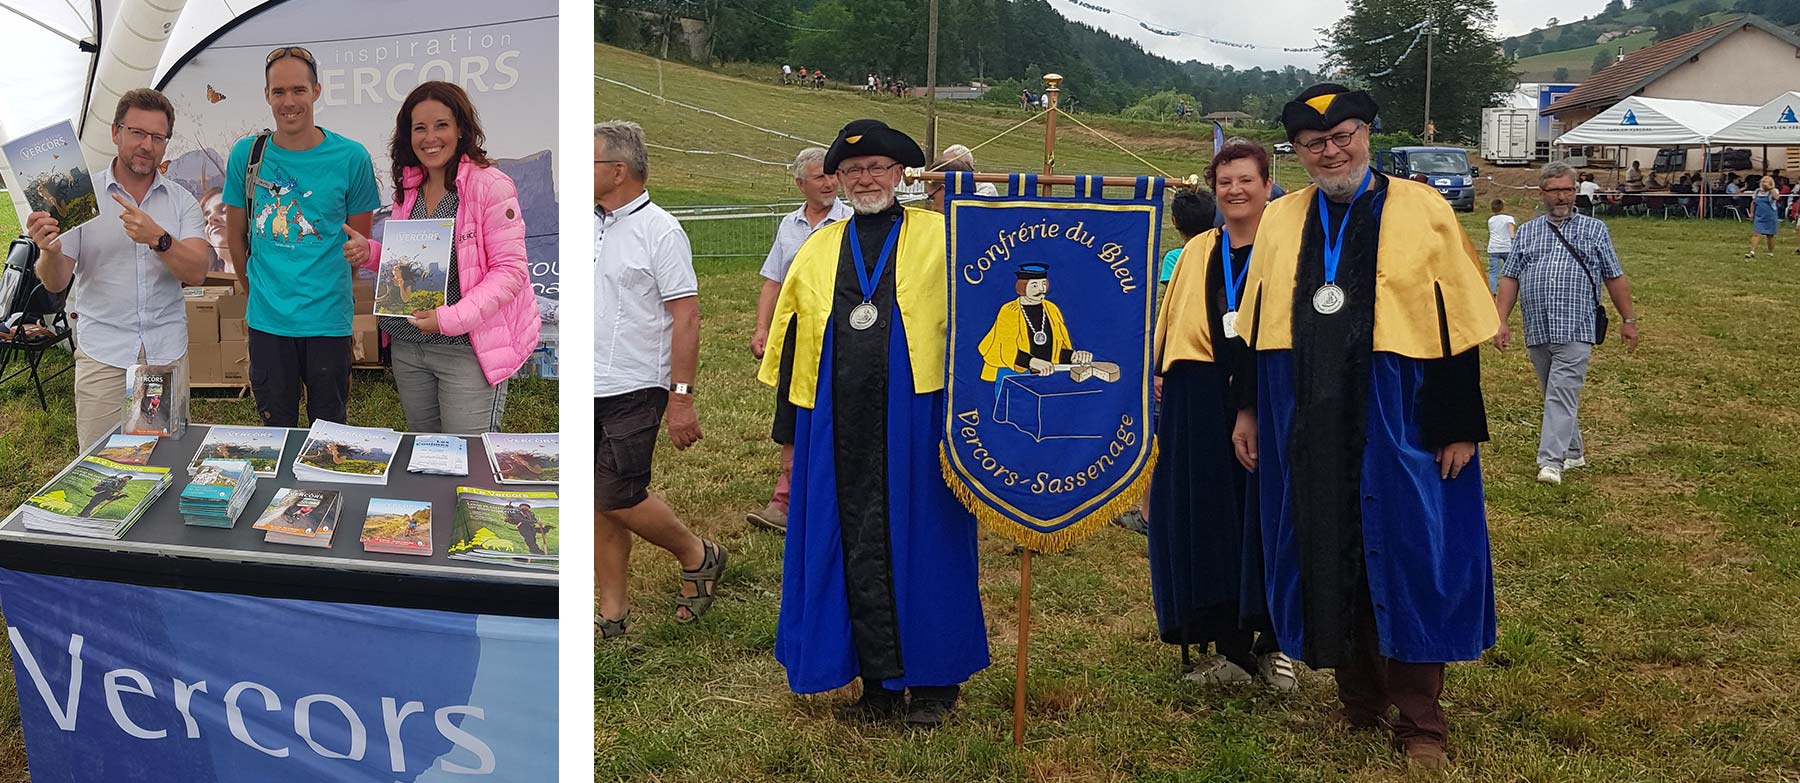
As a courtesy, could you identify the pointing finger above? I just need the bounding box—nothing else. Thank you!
[110,193,138,212]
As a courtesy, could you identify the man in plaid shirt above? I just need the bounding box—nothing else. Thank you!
[1495,161,1640,485]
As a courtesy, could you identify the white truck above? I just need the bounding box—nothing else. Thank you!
[1481,107,1536,166]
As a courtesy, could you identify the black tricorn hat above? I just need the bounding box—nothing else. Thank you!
[1280,83,1380,141]
[824,119,925,174]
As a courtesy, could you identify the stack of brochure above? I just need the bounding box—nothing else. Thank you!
[481,433,559,485]
[251,487,344,548]
[20,457,171,539]
[407,435,469,476]
[178,459,258,528]
[189,425,288,478]
[95,434,158,465]
[447,487,558,570]
[293,421,402,486]
[360,498,433,556]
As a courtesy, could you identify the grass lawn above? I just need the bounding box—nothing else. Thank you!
[0,192,558,780]
[598,49,1800,783]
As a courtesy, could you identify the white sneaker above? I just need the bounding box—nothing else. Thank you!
[1257,652,1299,691]
[1536,465,1563,485]
[1562,456,1587,470]
[1183,656,1253,686]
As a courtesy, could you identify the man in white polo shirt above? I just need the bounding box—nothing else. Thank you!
[746,146,851,533]
[595,121,728,639]
[28,89,211,449]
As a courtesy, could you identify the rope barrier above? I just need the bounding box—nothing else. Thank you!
[596,74,830,147]
[1055,109,1176,180]
[645,142,790,167]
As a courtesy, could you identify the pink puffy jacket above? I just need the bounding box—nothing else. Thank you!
[367,155,541,385]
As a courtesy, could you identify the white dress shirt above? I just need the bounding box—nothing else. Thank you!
[595,191,698,398]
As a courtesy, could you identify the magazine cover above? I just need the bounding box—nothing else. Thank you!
[361,498,432,554]
[407,435,469,476]
[449,487,559,560]
[189,425,288,477]
[24,457,168,522]
[1,120,99,232]
[95,434,158,465]
[373,219,453,317]
[182,459,251,501]
[294,421,400,479]
[251,487,341,537]
[123,364,181,436]
[482,433,559,484]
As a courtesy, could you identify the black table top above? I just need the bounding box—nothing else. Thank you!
[0,425,558,618]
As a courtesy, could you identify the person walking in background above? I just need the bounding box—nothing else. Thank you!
[595,121,727,638]
[747,146,851,533]
[1486,198,1516,294]
[343,81,539,434]
[1495,161,1640,487]
[1748,175,1780,258]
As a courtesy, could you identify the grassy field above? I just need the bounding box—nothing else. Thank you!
[0,192,558,780]
[598,49,1800,783]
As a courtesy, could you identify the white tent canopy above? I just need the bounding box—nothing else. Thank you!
[1712,91,1800,147]
[1554,96,1757,148]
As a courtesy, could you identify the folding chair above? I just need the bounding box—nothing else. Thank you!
[0,238,75,411]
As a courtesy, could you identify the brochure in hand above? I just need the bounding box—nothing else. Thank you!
[20,457,171,539]
[361,498,432,556]
[2,120,99,232]
[407,435,469,476]
[179,458,257,528]
[251,487,343,548]
[96,434,158,465]
[293,421,401,485]
[448,487,558,570]
[189,425,288,478]
[481,433,559,485]
[373,219,454,317]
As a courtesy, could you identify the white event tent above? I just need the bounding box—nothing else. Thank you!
[1712,91,1800,147]
[1554,96,1757,148]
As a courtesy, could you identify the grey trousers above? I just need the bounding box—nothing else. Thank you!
[1527,341,1591,468]
[389,339,510,434]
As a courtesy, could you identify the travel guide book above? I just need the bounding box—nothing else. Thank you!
[481,433,559,485]
[407,435,469,476]
[448,487,558,570]
[361,498,432,556]
[251,487,343,548]
[373,219,454,317]
[179,458,257,528]
[123,364,183,436]
[20,457,171,539]
[95,434,158,465]
[189,425,288,478]
[2,120,98,232]
[293,421,401,485]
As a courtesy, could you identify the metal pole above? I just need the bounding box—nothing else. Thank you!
[1012,549,1032,748]
[926,0,940,159]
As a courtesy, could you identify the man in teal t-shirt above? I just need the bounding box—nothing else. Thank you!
[224,46,379,426]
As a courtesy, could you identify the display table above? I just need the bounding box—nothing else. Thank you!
[0,425,558,781]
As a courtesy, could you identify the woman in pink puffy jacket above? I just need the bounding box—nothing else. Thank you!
[348,81,541,433]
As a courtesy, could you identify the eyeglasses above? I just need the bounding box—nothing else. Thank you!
[1296,123,1365,155]
[1541,187,1575,195]
[837,161,900,181]
[116,123,169,146]
[265,46,316,65]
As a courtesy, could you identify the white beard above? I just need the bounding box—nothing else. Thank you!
[1315,163,1370,201]
[848,189,897,214]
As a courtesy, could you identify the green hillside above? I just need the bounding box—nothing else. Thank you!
[1505,0,1732,81]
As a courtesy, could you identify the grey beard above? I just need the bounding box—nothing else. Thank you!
[1316,164,1370,201]
[848,190,896,214]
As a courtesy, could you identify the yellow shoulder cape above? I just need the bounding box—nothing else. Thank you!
[1241,178,1497,357]
[1154,228,1222,371]
[976,299,1074,381]
[757,206,947,408]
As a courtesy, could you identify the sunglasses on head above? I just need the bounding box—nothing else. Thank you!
[264,46,316,65]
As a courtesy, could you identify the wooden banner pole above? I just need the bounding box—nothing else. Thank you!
[1013,548,1033,748]
[1042,73,1061,196]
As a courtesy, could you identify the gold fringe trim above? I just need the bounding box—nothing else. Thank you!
[939,438,1159,554]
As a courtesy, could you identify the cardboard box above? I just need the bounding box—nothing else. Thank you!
[185,299,220,344]
[216,293,246,322]
[219,341,249,384]
[187,343,223,384]
[202,270,239,287]
[352,314,381,364]
[352,280,377,307]
[183,286,236,299]
[219,318,247,342]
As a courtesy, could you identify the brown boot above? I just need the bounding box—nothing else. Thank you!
[1403,740,1450,772]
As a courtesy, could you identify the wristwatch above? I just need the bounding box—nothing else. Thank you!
[153,232,172,253]
[670,382,694,396]
[1621,318,1638,325]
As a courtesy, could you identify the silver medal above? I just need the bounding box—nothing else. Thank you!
[1312,283,1346,315]
[1221,310,1239,339]
[849,301,879,330]
[1032,331,1048,346]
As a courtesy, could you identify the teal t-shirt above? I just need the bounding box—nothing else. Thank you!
[224,128,381,337]
[1159,247,1183,283]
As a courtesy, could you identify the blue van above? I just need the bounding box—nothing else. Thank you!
[1377,146,1477,212]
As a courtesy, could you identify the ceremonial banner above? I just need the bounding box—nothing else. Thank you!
[0,568,556,781]
[940,174,1162,552]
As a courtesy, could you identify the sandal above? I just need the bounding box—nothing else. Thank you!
[597,609,631,640]
[675,540,728,623]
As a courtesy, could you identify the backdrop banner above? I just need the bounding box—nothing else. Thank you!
[939,173,1162,552]
[1,568,555,781]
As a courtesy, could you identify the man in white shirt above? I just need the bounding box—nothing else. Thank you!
[746,147,851,533]
[595,121,726,639]
[1485,198,1516,294]
[28,89,211,448]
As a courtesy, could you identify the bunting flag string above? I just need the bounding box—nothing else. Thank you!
[1055,0,1425,54]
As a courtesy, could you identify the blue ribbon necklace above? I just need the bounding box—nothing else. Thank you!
[1311,168,1373,315]
[847,217,902,330]
[1217,224,1252,339]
